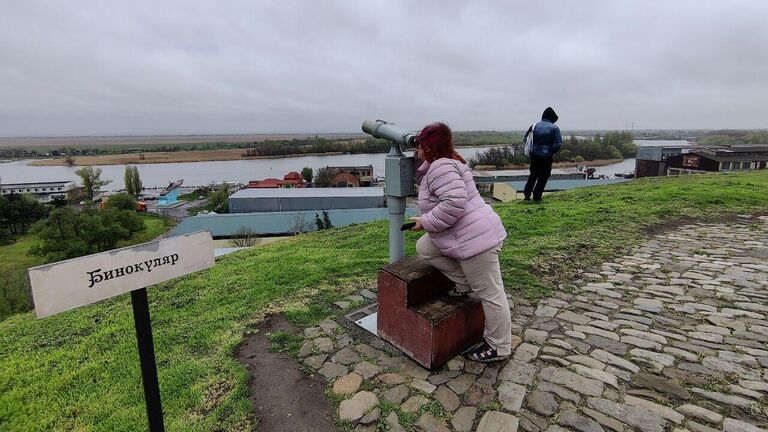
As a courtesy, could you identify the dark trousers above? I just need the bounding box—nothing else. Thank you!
[523,156,553,201]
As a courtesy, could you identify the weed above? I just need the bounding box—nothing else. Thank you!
[266,330,304,356]
[477,399,503,414]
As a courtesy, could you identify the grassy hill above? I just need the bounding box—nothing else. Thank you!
[2,171,768,431]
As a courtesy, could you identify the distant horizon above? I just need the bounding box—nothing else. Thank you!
[2,128,768,141]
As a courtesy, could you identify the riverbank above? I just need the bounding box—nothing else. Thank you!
[26,144,510,167]
[27,148,353,166]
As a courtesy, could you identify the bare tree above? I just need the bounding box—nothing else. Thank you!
[229,226,261,247]
[288,214,311,235]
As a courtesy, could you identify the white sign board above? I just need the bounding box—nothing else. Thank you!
[29,231,214,318]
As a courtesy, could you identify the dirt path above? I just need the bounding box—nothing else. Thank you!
[236,316,340,432]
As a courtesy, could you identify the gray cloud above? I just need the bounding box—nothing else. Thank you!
[1,0,766,136]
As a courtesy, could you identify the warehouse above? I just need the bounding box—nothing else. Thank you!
[170,207,414,237]
[493,179,630,202]
[227,187,385,213]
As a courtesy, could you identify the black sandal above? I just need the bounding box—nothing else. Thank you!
[447,287,469,297]
[465,342,508,363]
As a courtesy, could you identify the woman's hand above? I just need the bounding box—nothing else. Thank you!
[409,216,424,231]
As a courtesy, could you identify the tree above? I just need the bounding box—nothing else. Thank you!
[30,206,144,261]
[106,209,145,236]
[229,226,260,247]
[76,166,111,201]
[315,213,324,230]
[302,167,314,183]
[124,166,143,196]
[0,194,49,236]
[208,186,230,213]
[313,167,335,187]
[104,193,137,211]
[49,195,68,207]
[322,210,332,229]
[288,214,311,235]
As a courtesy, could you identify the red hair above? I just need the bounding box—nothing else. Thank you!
[415,122,466,164]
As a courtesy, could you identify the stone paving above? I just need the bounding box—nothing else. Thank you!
[297,216,768,432]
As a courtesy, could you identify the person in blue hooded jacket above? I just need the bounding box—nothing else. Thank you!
[522,107,562,202]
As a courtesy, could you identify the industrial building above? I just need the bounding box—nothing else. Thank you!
[665,146,768,175]
[634,143,693,177]
[227,187,385,213]
[0,180,75,202]
[493,179,630,202]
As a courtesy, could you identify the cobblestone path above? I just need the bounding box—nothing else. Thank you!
[297,216,768,432]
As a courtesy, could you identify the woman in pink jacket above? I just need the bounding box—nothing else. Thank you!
[409,122,512,363]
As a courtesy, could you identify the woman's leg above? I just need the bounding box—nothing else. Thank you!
[416,235,470,293]
[460,243,512,356]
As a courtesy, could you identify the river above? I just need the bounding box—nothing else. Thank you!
[0,140,687,190]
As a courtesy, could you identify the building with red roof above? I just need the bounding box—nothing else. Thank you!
[248,172,307,189]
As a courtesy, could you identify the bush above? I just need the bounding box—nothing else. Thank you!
[229,227,260,247]
[104,193,137,211]
[468,146,526,168]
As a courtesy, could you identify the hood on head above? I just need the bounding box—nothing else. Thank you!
[542,107,558,123]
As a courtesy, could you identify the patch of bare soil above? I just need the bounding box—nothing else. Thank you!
[235,316,340,432]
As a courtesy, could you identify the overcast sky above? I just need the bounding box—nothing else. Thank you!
[1,1,767,136]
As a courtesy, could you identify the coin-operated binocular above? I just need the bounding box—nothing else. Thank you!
[362,120,418,263]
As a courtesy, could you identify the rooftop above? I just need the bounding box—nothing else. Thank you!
[473,168,583,177]
[230,187,384,199]
[328,165,373,170]
[502,178,630,192]
[0,180,74,187]
[692,145,768,162]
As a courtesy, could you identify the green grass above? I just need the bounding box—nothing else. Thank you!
[2,171,768,431]
[178,191,208,202]
[0,214,173,321]
[0,234,46,273]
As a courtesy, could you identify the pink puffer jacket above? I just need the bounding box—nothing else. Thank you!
[417,158,507,259]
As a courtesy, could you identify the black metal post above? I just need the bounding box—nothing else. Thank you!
[131,288,165,432]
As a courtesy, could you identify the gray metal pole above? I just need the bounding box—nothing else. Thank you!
[362,120,416,263]
[385,144,406,263]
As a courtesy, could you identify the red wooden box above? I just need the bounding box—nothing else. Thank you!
[377,257,485,370]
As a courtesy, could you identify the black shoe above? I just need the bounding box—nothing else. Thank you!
[523,196,531,201]
[465,342,508,363]
[447,287,469,297]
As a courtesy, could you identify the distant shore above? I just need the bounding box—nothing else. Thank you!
[27,148,350,166]
[27,144,501,166]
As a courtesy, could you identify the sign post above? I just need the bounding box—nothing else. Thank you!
[131,288,165,431]
[28,231,215,432]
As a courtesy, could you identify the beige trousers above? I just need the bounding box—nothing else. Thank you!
[416,235,512,356]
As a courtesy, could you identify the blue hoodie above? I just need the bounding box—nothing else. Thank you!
[524,107,562,158]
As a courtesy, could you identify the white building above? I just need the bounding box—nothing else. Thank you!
[0,181,76,202]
